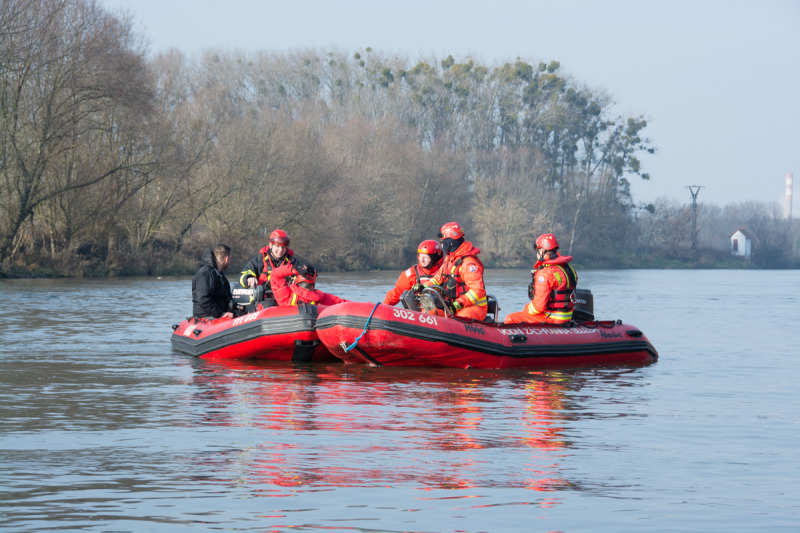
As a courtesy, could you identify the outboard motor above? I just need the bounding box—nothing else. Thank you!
[573,288,594,321]
[230,284,279,313]
[232,284,264,308]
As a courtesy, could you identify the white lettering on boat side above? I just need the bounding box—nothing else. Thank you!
[499,326,597,336]
[232,313,259,327]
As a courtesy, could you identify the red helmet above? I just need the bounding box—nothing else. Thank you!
[535,233,559,251]
[294,264,317,285]
[438,222,464,240]
[294,272,316,285]
[417,240,441,255]
[269,229,290,246]
[417,239,443,265]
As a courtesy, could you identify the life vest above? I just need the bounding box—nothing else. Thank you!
[544,263,578,311]
[287,283,321,306]
[437,256,487,308]
[527,256,577,321]
[440,257,465,300]
[285,284,346,307]
[289,292,317,305]
[257,248,294,286]
[413,263,439,285]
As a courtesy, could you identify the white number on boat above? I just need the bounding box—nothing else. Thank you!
[393,309,415,321]
[232,313,258,327]
[418,314,438,326]
[393,308,437,326]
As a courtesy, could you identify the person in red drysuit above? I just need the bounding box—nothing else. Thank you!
[504,233,578,325]
[382,240,444,306]
[269,263,347,307]
[422,221,487,321]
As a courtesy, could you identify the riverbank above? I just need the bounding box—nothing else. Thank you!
[4,246,794,279]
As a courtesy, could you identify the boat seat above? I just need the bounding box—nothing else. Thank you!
[485,294,499,322]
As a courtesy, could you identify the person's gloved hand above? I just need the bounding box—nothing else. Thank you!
[449,300,463,313]
[411,283,423,292]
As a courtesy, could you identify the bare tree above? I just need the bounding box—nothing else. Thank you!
[471,147,556,264]
[0,0,152,265]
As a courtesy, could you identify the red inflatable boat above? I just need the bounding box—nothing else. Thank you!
[314,301,658,369]
[171,303,337,362]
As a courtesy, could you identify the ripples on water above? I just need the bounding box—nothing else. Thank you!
[1,271,798,532]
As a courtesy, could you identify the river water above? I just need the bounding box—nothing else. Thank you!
[1,269,798,532]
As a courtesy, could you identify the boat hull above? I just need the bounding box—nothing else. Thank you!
[315,302,658,369]
[171,303,336,362]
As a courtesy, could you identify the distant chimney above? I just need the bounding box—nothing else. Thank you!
[787,172,794,220]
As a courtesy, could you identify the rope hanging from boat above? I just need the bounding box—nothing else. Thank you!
[343,302,381,353]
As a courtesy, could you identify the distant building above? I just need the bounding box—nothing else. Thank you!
[730,228,753,259]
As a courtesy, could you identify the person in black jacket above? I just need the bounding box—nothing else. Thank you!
[192,244,234,319]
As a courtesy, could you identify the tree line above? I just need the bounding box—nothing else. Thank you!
[2,0,796,278]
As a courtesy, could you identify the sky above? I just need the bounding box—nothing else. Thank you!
[102,0,800,214]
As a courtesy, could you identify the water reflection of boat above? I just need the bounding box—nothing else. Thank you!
[170,303,336,362]
[183,358,582,496]
[315,301,658,369]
